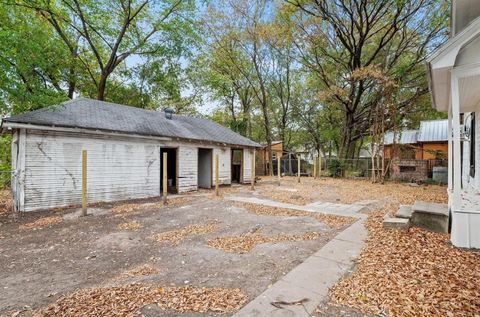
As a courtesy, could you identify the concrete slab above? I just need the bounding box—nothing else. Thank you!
[333,220,367,244]
[396,205,413,219]
[312,238,363,265]
[412,201,448,216]
[232,217,366,317]
[282,256,350,295]
[226,196,364,218]
[233,280,318,317]
[383,214,410,230]
[411,201,449,233]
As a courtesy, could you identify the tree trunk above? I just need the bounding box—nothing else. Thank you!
[68,66,76,99]
[97,73,108,101]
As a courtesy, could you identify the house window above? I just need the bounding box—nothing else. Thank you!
[272,153,277,160]
[470,113,475,177]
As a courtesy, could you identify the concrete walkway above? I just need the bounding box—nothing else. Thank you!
[232,219,367,317]
[226,195,367,218]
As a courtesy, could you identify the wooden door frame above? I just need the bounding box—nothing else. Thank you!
[160,146,179,194]
[198,147,213,189]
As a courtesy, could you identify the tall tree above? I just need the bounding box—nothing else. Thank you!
[286,0,448,158]
[12,0,195,101]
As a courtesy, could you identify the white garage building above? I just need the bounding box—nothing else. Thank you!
[1,98,260,212]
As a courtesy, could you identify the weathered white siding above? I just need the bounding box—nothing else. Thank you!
[242,149,254,183]
[22,130,160,212]
[177,146,198,192]
[213,147,231,185]
[12,129,249,211]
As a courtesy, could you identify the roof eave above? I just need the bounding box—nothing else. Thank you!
[2,120,262,148]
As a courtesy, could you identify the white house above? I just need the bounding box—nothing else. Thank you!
[0,98,260,212]
[427,0,480,248]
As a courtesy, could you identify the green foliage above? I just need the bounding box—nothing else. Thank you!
[0,135,11,188]
[327,159,344,178]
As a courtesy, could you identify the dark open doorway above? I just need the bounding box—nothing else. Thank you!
[231,149,243,183]
[160,147,178,193]
[198,148,213,188]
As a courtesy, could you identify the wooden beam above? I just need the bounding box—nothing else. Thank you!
[297,154,301,183]
[318,156,322,177]
[215,154,219,196]
[251,150,255,190]
[81,150,87,216]
[163,152,168,203]
[277,152,281,185]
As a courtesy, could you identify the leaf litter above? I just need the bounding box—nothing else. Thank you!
[0,189,11,216]
[19,216,63,230]
[208,229,325,253]
[32,283,247,317]
[255,176,447,205]
[117,264,160,279]
[237,202,356,229]
[329,206,480,316]
[111,196,193,215]
[117,221,143,231]
[150,221,218,245]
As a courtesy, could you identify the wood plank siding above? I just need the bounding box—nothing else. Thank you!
[11,129,251,212]
[177,146,198,193]
[213,147,231,185]
[243,149,253,183]
[22,130,161,212]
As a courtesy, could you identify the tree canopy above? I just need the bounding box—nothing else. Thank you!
[0,0,449,182]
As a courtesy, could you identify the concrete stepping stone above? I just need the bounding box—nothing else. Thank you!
[411,201,449,233]
[396,205,413,219]
[383,214,410,230]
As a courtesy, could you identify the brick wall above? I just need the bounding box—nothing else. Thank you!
[390,159,429,181]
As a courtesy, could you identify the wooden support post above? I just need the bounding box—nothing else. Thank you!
[81,150,87,216]
[277,152,281,185]
[215,154,219,196]
[318,156,322,178]
[163,152,167,203]
[297,154,301,183]
[313,156,317,179]
[251,150,255,190]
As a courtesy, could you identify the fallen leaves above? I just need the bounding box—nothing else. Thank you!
[208,230,324,253]
[329,206,480,317]
[117,221,143,231]
[237,202,356,229]
[33,284,247,316]
[259,184,314,205]
[111,203,146,215]
[0,189,11,215]
[118,264,159,279]
[150,221,218,245]
[256,176,447,205]
[164,196,193,206]
[19,216,63,230]
[111,196,193,215]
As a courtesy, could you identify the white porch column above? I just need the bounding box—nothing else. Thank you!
[448,102,453,191]
[451,75,462,209]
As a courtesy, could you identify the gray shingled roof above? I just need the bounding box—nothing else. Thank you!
[418,119,448,142]
[383,130,418,145]
[2,98,261,148]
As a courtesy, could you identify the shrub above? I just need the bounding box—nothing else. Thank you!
[327,159,344,178]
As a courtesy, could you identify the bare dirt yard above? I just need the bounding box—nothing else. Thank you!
[1,176,478,317]
[0,189,343,317]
